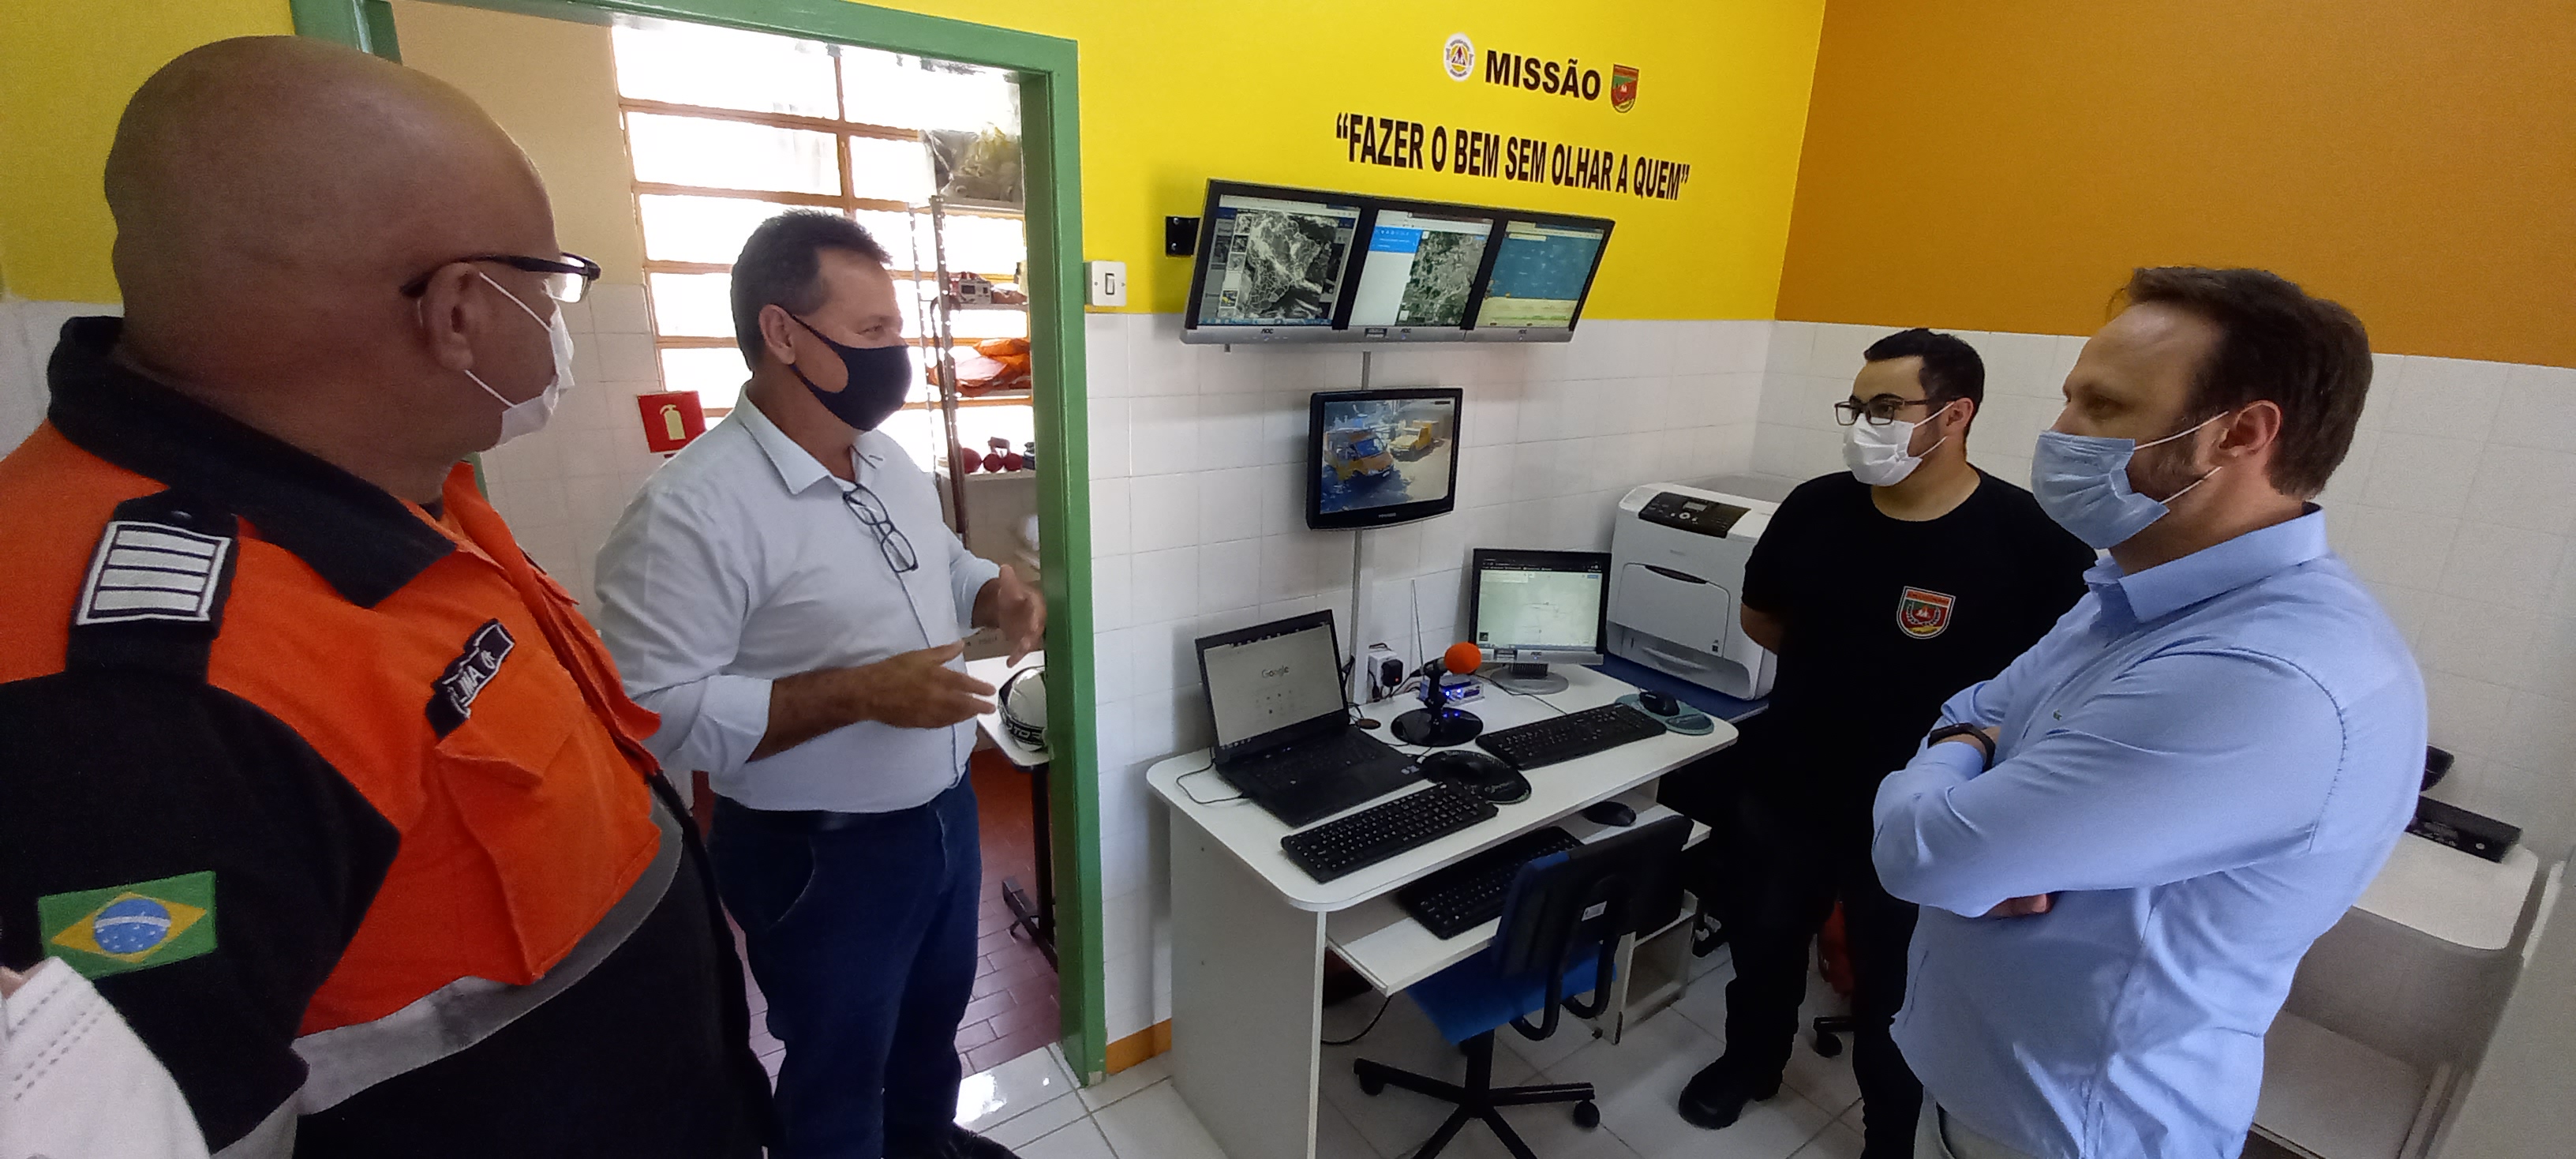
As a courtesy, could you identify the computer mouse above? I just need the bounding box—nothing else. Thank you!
[1582,799,1638,827]
[1638,690,1679,717]
[1419,748,1530,805]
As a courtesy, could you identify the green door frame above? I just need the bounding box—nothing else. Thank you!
[290,0,1107,1079]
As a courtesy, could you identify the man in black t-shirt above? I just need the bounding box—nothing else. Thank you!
[1666,329,2093,1157]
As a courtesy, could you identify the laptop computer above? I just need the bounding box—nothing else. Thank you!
[1194,611,1420,827]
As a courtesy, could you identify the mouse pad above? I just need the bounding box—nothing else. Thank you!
[1616,692,1714,735]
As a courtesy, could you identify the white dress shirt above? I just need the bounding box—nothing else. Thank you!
[593,398,1001,813]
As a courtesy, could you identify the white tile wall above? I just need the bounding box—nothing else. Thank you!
[472,283,676,602]
[1756,320,2576,863]
[1086,313,1769,1040]
[0,288,673,606]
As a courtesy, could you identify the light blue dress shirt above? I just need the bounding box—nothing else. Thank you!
[1872,508,2424,1158]
[593,399,999,814]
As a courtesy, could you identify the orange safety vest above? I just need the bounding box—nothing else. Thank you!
[0,422,667,1034]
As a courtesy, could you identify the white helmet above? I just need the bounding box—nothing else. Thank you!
[1000,666,1046,750]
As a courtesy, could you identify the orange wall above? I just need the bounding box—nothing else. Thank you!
[1773,1,2576,368]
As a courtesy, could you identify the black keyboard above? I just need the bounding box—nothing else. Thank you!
[1280,780,1497,883]
[1224,730,1393,796]
[1476,703,1669,771]
[1397,826,1583,939]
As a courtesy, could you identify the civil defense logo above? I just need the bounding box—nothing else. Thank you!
[1443,32,1476,81]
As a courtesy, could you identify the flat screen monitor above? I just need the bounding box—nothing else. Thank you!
[1469,548,1612,677]
[1305,388,1463,530]
[1468,217,1613,338]
[1341,205,1500,338]
[1183,182,1365,343]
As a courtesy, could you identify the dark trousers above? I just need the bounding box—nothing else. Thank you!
[710,778,981,1159]
[1718,789,1923,1154]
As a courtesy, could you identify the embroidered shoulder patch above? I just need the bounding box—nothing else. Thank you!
[39,872,217,980]
[428,619,515,736]
[74,520,233,625]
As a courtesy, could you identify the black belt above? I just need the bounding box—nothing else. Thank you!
[715,798,882,834]
[713,779,962,834]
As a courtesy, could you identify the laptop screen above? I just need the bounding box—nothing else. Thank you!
[1201,619,1346,751]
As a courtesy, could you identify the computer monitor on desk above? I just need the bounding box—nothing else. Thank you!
[1469,548,1611,695]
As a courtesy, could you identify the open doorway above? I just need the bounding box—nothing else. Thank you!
[359,0,1102,1082]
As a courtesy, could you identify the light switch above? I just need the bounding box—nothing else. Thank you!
[1086,260,1128,307]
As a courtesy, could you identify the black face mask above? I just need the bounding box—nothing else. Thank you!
[788,313,913,430]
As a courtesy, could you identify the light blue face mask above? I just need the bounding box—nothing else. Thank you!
[2030,413,2225,549]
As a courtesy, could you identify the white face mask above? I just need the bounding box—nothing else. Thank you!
[1844,404,1950,487]
[462,272,575,447]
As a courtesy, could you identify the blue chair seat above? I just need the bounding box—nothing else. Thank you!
[1408,950,1607,1045]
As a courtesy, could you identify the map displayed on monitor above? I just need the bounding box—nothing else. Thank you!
[1314,395,1456,516]
[1196,194,1362,327]
[1346,210,1494,328]
[1474,220,1608,328]
[1476,567,1605,650]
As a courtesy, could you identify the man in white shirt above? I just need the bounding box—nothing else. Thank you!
[594,210,1044,1159]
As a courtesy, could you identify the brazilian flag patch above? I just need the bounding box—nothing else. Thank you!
[38,872,215,980]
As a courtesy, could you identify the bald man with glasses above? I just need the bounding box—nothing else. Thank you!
[0,37,768,1157]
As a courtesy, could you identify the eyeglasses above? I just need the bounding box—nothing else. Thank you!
[841,484,919,574]
[399,252,604,303]
[1833,396,1942,427]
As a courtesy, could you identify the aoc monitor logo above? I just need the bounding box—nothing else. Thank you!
[1443,32,1476,81]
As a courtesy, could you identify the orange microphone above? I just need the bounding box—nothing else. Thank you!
[1394,642,1488,747]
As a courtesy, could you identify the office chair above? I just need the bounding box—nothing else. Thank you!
[1355,816,1692,1159]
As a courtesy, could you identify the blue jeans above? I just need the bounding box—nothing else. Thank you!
[710,778,980,1159]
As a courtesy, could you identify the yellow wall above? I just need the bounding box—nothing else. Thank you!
[389,0,646,285]
[0,0,294,302]
[855,0,1828,317]
[1773,1,2576,368]
[0,0,1828,321]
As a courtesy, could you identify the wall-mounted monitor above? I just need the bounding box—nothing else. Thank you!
[1182,182,1366,343]
[1339,204,1498,341]
[1305,388,1464,529]
[1180,180,1612,345]
[1465,216,1613,341]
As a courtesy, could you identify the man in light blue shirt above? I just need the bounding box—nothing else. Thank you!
[1873,268,2424,1159]
[595,212,1044,1159]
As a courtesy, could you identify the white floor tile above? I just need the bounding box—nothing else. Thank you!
[1544,1011,1833,1159]
[1079,1053,1173,1112]
[1492,1013,1604,1074]
[1317,1097,1383,1159]
[1022,1120,1118,1159]
[1095,1080,1228,1159]
[987,1093,1091,1150]
[960,1046,1080,1134]
[1322,1000,1541,1158]
[1779,1038,1860,1120]
[1789,1123,1865,1159]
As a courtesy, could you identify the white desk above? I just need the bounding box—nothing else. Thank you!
[1148,666,1736,1159]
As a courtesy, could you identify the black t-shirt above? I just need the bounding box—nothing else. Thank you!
[1735,470,2095,816]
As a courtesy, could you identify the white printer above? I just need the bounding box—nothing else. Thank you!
[1608,474,1794,699]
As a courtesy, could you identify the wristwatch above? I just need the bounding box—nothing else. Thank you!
[1926,723,1997,770]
